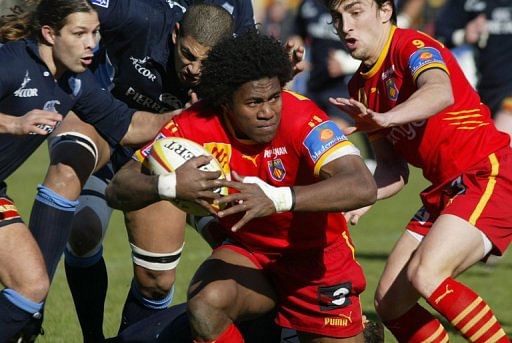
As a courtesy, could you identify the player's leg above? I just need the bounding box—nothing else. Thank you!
[118,200,187,332]
[0,209,48,341]
[187,246,277,342]
[375,229,450,342]
[408,214,509,342]
[64,166,114,343]
[29,111,111,279]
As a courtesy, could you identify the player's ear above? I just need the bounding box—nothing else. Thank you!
[380,0,394,23]
[41,25,56,45]
[172,23,180,45]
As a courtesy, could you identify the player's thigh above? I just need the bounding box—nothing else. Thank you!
[189,246,276,318]
[0,222,49,297]
[125,200,186,252]
[411,214,487,280]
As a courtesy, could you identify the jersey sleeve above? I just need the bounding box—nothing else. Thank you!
[396,31,449,83]
[300,117,360,176]
[72,70,135,147]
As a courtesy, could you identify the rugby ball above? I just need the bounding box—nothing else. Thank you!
[147,137,227,216]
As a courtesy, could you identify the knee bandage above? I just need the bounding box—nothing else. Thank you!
[130,243,184,271]
[49,132,99,173]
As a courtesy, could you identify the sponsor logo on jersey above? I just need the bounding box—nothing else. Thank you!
[304,121,347,162]
[204,143,232,177]
[387,120,426,144]
[91,0,109,8]
[241,154,258,167]
[385,78,399,101]
[164,0,186,12]
[268,159,286,181]
[318,282,352,311]
[130,56,157,82]
[409,47,445,76]
[125,87,179,113]
[263,146,288,159]
[0,197,21,221]
[324,312,353,327]
[14,70,38,97]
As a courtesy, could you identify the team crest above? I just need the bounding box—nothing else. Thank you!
[385,78,399,101]
[268,159,286,181]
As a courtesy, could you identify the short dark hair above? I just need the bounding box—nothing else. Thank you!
[179,3,234,48]
[324,0,397,25]
[195,29,292,109]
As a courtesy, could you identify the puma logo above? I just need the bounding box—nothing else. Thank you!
[434,285,454,304]
[242,154,258,167]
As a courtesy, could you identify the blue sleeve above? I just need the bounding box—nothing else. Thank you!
[72,71,135,147]
[90,0,128,30]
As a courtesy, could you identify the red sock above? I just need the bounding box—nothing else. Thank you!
[427,277,510,343]
[193,323,244,343]
[383,303,449,342]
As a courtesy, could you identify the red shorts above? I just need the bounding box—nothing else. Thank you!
[0,182,23,228]
[407,148,512,255]
[217,234,366,338]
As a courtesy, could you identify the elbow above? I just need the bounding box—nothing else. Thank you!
[362,177,378,206]
[105,183,121,209]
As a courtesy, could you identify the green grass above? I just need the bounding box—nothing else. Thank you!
[5,145,512,342]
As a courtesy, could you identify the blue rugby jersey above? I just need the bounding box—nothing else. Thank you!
[0,39,135,181]
[91,0,189,113]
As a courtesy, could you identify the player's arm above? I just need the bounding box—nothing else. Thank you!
[106,155,221,212]
[119,109,182,147]
[344,136,409,225]
[215,153,377,232]
[0,110,62,135]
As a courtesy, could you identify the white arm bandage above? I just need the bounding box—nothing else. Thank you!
[242,176,295,213]
[158,173,177,199]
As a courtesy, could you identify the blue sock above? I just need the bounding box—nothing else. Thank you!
[0,289,43,342]
[29,184,79,279]
[65,247,107,342]
[118,279,174,333]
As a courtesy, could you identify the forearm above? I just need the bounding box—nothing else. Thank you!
[120,109,180,147]
[293,156,377,212]
[373,161,409,200]
[105,162,161,211]
[0,113,15,133]
[385,71,453,126]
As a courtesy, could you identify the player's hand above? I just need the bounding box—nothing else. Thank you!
[214,171,277,232]
[344,205,372,225]
[284,37,306,76]
[11,110,62,135]
[184,90,199,108]
[329,97,389,132]
[175,155,223,213]
[465,14,488,46]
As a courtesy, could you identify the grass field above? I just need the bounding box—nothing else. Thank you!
[6,144,512,342]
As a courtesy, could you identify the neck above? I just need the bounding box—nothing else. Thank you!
[38,43,61,79]
[364,24,392,68]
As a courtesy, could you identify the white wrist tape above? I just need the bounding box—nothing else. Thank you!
[158,173,177,199]
[242,176,294,212]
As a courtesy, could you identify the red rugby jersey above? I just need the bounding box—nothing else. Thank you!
[137,90,360,253]
[349,26,509,184]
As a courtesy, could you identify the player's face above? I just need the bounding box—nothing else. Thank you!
[51,11,100,76]
[330,0,392,66]
[225,77,282,144]
[173,33,210,87]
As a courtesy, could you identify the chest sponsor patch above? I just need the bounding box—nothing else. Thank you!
[303,121,347,163]
[409,47,445,77]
